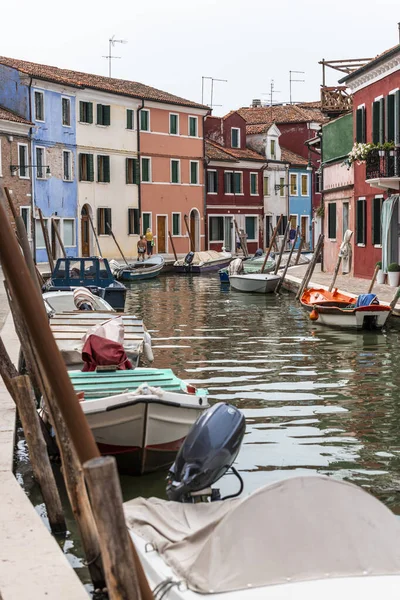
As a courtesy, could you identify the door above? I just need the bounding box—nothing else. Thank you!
[157,216,166,253]
[81,205,90,257]
[51,218,60,260]
[224,217,233,251]
[301,216,308,245]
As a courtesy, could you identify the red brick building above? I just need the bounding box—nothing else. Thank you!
[0,106,32,240]
[205,112,266,253]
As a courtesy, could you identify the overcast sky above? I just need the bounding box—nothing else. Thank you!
[2,0,399,115]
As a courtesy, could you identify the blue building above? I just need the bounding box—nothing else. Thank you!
[288,162,313,250]
[0,59,78,262]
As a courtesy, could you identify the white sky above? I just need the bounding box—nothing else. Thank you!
[2,0,399,115]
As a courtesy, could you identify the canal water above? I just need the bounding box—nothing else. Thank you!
[15,273,400,591]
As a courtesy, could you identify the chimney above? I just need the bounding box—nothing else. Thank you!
[252,99,262,108]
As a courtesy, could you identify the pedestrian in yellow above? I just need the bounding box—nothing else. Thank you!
[145,228,154,258]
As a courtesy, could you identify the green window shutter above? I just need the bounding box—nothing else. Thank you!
[234,172,241,193]
[172,214,180,235]
[97,155,101,181]
[97,104,102,125]
[372,101,380,144]
[328,203,336,239]
[133,209,140,235]
[104,156,110,182]
[386,95,395,142]
[141,110,148,131]
[356,200,365,244]
[356,108,364,143]
[232,129,238,147]
[372,197,383,245]
[79,154,83,180]
[104,105,110,126]
[88,103,93,124]
[395,90,400,146]
[97,208,102,232]
[88,154,94,181]
[125,158,130,184]
[171,161,179,183]
[191,162,198,184]
[127,109,133,130]
[133,158,139,184]
[379,98,385,143]
[79,102,84,122]
[142,158,149,182]
[143,213,150,234]
[170,114,177,134]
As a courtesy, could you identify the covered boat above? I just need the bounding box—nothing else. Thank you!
[301,288,391,330]
[219,255,275,283]
[69,368,208,475]
[125,475,400,598]
[229,273,281,294]
[174,250,232,273]
[109,255,164,282]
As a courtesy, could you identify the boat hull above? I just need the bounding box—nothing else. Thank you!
[229,274,281,293]
[219,258,275,283]
[118,264,164,281]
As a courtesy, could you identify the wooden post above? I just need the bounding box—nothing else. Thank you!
[328,256,342,292]
[107,222,130,267]
[9,375,67,534]
[0,335,20,395]
[168,231,178,261]
[38,208,54,272]
[233,219,249,258]
[84,457,141,600]
[368,264,380,293]
[294,237,305,265]
[274,221,291,274]
[269,222,278,251]
[275,228,299,293]
[296,234,324,300]
[88,213,103,257]
[184,214,196,251]
[389,286,400,312]
[261,214,282,273]
[52,218,67,258]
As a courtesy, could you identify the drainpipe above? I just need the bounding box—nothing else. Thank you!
[27,76,36,262]
[137,99,144,230]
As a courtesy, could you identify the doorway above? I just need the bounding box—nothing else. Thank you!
[300,216,309,243]
[157,215,167,253]
[189,209,200,251]
[81,205,91,257]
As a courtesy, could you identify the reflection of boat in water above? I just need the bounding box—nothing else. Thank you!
[301,288,391,330]
[174,250,232,273]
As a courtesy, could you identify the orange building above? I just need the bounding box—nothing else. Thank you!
[139,100,210,254]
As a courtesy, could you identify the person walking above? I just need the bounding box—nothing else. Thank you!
[145,227,154,258]
[137,235,147,261]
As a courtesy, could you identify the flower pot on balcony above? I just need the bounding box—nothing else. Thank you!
[378,150,385,157]
[376,269,385,284]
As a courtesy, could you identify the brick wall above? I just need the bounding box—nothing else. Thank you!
[0,133,32,234]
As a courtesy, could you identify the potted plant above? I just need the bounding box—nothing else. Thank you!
[376,261,385,284]
[387,262,400,287]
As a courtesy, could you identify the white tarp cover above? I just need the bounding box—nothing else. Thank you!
[124,475,400,594]
[175,251,231,266]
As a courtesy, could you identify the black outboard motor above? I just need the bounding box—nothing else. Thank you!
[166,402,245,503]
[184,251,195,266]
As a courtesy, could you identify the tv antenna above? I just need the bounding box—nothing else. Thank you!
[201,76,228,108]
[289,70,305,104]
[262,80,281,106]
[103,35,128,78]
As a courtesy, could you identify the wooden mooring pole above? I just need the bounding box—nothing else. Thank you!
[51,218,67,258]
[261,214,282,273]
[275,228,299,293]
[368,265,380,293]
[274,221,291,274]
[296,234,324,300]
[168,231,178,261]
[38,208,54,272]
[294,237,305,265]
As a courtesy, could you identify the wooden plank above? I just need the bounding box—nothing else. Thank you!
[52,333,145,340]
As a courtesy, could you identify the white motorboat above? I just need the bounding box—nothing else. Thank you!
[174,250,232,273]
[43,290,114,315]
[229,273,281,293]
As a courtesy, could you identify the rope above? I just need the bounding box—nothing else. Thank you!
[82,551,101,567]
[153,578,183,600]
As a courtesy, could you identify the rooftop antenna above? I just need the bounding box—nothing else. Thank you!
[201,76,228,108]
[289,70,305,104]
[262,80,281,106]
[103,35,128,78]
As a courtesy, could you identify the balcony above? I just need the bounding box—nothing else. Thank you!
[366,148,400,191]
[320,86,352,116]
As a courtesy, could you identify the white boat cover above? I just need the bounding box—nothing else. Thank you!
[124,475,400,594]
[175,251,231,266]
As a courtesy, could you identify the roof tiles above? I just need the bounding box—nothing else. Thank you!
[238,103,327,127]
[206,140,265,162]
[0,105,32,125]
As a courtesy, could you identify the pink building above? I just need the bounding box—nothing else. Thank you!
[139,102,210,255]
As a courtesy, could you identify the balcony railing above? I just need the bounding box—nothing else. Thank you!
[366,148,400,180]
[320,86,352,115]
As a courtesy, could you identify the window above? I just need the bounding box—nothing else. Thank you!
[97,155,110,182]
[207,170,218,193]
[250,173,258,195]
[263,176,270,196]
[328,203,336,239]
[20,207,31,234]
[142,212,151,234]
[128,208,140,235]
[386,94,395,142]
[62,97,71,126]
[245,216,257,240]
[372,197,384,246]
[342,202,349,236]
[97,208,112,235]
[126,109,134,130]
[231,128,240,148]
[356,198,366,245]
[18,144,29,178]
[270,139,276,159]
[63,219,75,246]
[190,161,199,184]
[277,215,288,235]
[209,216,224,241]
[126,158,139,184]
[290,174,298,195]
[279,177,285,196]
[315,170,323,193]
[79,101,93,124]
[34,91,44,121]
[372,98,385,144]
[170,114,179,135]
[83,260,97,279]
[289,214,298,229]
[233,171,242,193]
[172,213,181,235]
[301,174,308,196]
[36,147,45,179]
[63,150,72,181]
[171,159,180,183]
[140,109,150,131]
[224,171,233,194]
[35,218,48,248]
[356,106,366,143]
[79,153,94,181]
[97,104,111,126]
[141,157,151,182]
[188,116,198,137]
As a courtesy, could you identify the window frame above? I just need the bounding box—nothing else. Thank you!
[190,160,199,185]
[20,206,31,236]
[140,109,150,132]
[79,153,94,182]
[372,195,384,247]
[97,155,111,183]
[342,201,349,237]
[207,169,218,194]
[231,127,240,148]
[224,170,234,195]
[263,176,270,196]
[188,115,198,137]
[270,139,276,159]
[356,104,366,143]
[169,113,179,135]
[35,217,48,248]
[250,172,258,195]
[35,146,46,180]
[233,171,243,194]
[62,150,73,182]
[301,173,309,197]
[208,215,224,242]
[172,212,181,236]
[171,159,181,184]
[142,212,152,235]
[141,157,152,183]
[18,143,29,179]
[96,104,111,127]
[126,109,134,130]
[128,208,140,235]
[356,198,366,246]
[97,207,112,236]
[126,157,139,185]
[79,101,93,124]
[328,202,337,240]
[34,90,45,122]
[61,97,71,127]
[289,173,298,196]
[245,216,257,241]
[62,218,76,247]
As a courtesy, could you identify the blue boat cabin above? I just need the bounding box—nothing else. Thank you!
[51,257,115,288]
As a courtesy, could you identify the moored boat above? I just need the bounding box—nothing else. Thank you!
[229,273,281,294]
[174,250,232,273]
[68,368,209,475]
[301,288,391,330]
[219,255,276,283]
[109,255,164,282]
